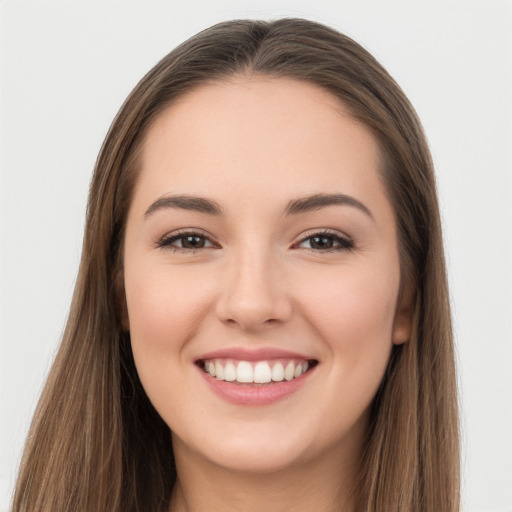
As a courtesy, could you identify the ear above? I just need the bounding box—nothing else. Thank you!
[392,279,415,345]
[115,269,130,332]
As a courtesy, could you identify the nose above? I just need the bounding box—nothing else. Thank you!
[215,247,293,331]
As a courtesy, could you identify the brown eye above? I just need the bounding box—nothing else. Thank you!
[298,232,354,252]
[181,235,207,249]
[309,236,335,250]
[158,232,215,251]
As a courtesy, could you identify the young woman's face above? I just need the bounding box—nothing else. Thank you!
[122,77,413,474]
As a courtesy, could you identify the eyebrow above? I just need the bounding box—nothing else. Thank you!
[284,193,374,219]
[144,192,373,220]
[144,195,223,217]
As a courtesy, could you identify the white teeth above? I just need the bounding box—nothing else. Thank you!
[284,362,295,381]
[215,361,224,380]
[204,358,312,383]
[271,362,284,382]
[236,361,253,383]
[224,362,237,382]
[254,362,272,383]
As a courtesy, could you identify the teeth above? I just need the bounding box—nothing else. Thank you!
[224,362,237,382]
[271,362,284,382]
[204,358,312,384]
[215,361,224,380]
[236,361,253,383]
[254,362,272,383]
[284,362,295,381]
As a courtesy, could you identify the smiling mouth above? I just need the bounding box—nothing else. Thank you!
[197,358,318,385]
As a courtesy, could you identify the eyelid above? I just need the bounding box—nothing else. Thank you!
[292,228,355,251]
[156,228,219,250]
[155,227,354,252]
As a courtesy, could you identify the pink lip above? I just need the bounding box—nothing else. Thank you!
[197,367,315,405]
[196,347,314,362]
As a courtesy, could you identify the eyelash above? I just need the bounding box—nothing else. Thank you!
[294,230,355,253]
[157,230,217,252]
[157,229,355,254]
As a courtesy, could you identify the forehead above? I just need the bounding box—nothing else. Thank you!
[134,77,389,216]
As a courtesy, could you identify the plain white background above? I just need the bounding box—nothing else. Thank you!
[0,1,511,511]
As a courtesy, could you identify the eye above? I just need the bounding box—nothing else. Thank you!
[157,231,217,252]
[296,231,354,252]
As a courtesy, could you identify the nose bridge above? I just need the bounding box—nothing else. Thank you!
[216,239,291,329]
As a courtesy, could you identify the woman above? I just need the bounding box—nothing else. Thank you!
[12,18,460,512]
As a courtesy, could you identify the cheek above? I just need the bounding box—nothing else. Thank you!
[295,262,399,389]
[123,262,215,401]
[126,265,210,349]
[298,265,398,342]
[124,263,220,423]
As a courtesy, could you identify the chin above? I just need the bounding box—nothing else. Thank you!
[205,440,310,474]
[172,416,335,476]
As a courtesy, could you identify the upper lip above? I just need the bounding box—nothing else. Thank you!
[196,347,317,362]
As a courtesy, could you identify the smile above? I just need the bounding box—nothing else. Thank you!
[200,358,316,384]
[195,348,319,405]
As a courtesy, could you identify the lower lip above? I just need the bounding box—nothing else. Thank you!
[197,366,314,405]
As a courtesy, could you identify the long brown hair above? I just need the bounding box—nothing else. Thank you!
[12,18,459,511]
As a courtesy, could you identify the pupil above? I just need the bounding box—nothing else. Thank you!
[311,236,333,249]
[183,236,204,248]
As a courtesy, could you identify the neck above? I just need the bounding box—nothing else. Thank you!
[169,437,360,512]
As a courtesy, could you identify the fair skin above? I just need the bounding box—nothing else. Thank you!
[122,77,413,512]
